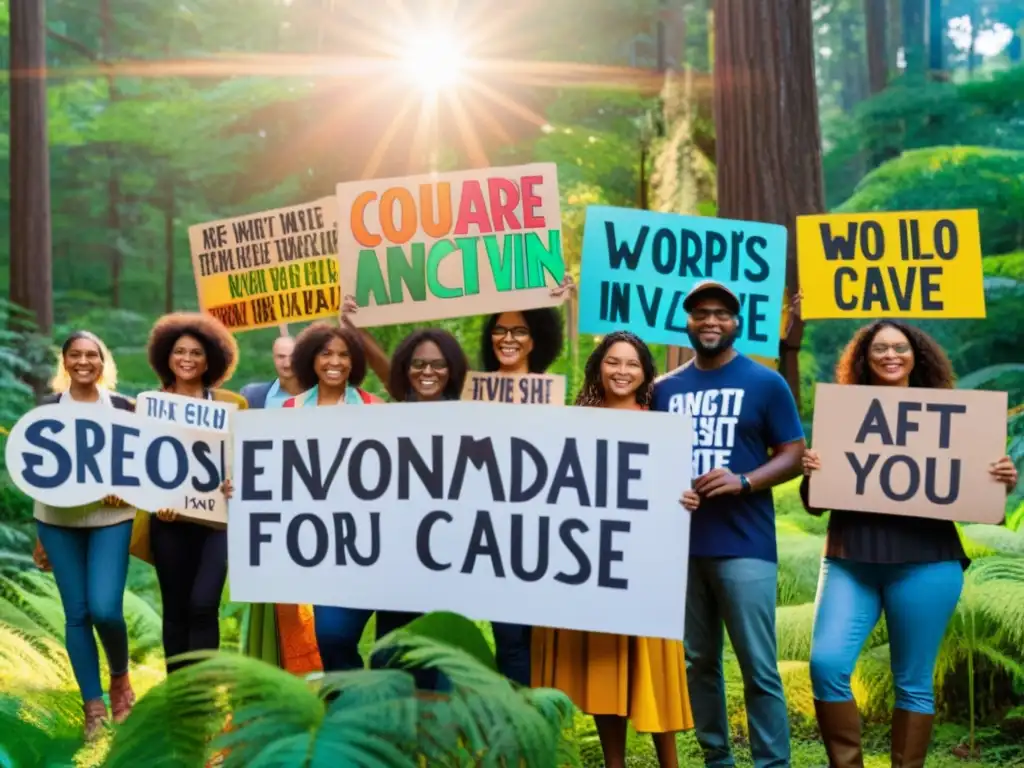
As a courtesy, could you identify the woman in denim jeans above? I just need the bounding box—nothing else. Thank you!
[802,320,1018,768]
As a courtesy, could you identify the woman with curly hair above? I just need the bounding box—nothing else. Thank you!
[387,328,468,403]
[802,320,1018,767]
[532,331,698,768]
[31,331,137,739]
[280,322,384,671]
[145,312,246,675]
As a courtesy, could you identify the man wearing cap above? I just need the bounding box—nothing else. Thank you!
[653,280,805,768]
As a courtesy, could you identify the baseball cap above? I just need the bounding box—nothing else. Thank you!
[683,280,741,315]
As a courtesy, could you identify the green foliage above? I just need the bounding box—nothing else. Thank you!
[836,146,1024,256]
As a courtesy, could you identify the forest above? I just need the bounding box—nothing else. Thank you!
[1,0,1024,766]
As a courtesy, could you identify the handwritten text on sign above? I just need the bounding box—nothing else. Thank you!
[808,384,1007,524]
[228,402,692,639]
[577,206,788,357]
[189,198,340,331]
[336,163,565,327]
[795,210,985,319]
[461,372,567,405]
[3,403,228,520]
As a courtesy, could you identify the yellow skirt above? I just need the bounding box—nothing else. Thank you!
[532,628,694,734]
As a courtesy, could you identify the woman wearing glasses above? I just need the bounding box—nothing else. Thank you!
[802,320,1018,767]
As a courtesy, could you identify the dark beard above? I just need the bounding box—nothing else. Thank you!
[686,328,737,358]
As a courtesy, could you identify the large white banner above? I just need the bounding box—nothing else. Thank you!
[4,403,227,519]
[228,402,692,640]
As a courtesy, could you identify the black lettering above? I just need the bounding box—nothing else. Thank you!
[597,519,630,589]
[511,438,548,502]
[860,221,885,260]
[286,513,329,567]
[110,424,140,487]
[617,442,648,510]
[651,228,676,274]
[879,454,919,501]
[820,222,857,261]
[397,436,444,500]
[282,438,350,501]
[250,513,280,566]
[145,436,188,490]
[834,267,858,310]
[449,437,506,502]
[332,512,380,565]
[935,219,958,260]
[22,419,71,490]
[919,266,943,311]
[678,229,702,276]
[460,510,504,577]
[241,440,273,501]
[744,235,770,282]
[746,294,768,342]
[845,451,880,494]
[595,440,608,508]
[190,442,221,493]
[510,515,549,582]
[855,399,893,445]
[348,439,391,501]
[606,222,647,270]
[926,402,967,449]
[895,401,921,445]
[887,266,915,311]
[554,519,591,585]
[417,511,452,571]
[924,457,960,504]
[76,419,105,483]
[862,268,891,311]
[546,439,591,506]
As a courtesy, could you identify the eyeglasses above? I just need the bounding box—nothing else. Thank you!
[491,325,531,340]
[410,358,449,372]
[870,343,911,356]
[689,309,735,322]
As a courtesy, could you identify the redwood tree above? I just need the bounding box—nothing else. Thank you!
[712,0,825,404]
[865,0,889,94]
[9,0,54,371]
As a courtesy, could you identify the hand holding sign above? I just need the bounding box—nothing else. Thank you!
[802,448,820,476]
[680,490,700,511]
[694,468,745,498]
[988,456,1018,492]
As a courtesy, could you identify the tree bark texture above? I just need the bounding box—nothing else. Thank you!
[902,0,926,77]
[927,0,944,73]
[712,0,825,403]
[864,0,888,94]
[9,0,54,342]
[888,0,902,76]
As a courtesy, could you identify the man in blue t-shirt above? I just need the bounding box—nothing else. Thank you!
[653,280,805,768]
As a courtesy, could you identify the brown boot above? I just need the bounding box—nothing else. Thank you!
[891,708,935,768]
[814,699,865,767]
[109,671,136,723]
[83,698,109,741]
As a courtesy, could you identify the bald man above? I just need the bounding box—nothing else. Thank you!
[240,335,303,409]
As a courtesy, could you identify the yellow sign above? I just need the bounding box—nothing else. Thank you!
[796,209,985,319]
[188,199,341,332]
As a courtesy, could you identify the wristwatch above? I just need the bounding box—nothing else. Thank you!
[739,474,752,494]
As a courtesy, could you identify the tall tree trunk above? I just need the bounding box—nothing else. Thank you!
[9,0,54,392]
[713,0,824,403]
[927,0,944,73]
[902,0,926,78]
[163,176,176,313]
[864,0,888,94]
[101,0,123,307]
[888,0,902,76]
[967,2,979,78]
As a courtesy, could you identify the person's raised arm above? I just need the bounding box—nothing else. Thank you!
[341,295,392,393]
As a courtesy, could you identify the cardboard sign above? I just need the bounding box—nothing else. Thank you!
[577,206,788,358]
[461,372,567,405]
[228,402,692,640]
[796,209,985,319]
[4,403,228,523]
[808,383,1007,523]
[189,198,340,331]
[336,163,565,327]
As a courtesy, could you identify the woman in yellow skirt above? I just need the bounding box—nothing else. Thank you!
[532,331,697,768]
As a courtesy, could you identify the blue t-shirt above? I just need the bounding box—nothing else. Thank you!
[652,354,804,562]
[265,380,292,409]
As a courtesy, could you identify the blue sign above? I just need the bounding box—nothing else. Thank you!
[577,206,788,357]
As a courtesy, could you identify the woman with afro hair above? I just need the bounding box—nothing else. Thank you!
[802,320,1018,767]
[533,331,698,768]
[145,312,246,675]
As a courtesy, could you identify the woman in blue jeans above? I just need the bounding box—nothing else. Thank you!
[31,331,138,740]
[802,320,1018,768]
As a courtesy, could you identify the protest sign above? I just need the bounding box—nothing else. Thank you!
[336,164,565,326]
[461,372,567,405]
[136,391,235,432]
[808,384,1007,523]
[228,402,692,639]
[4,403,228,523]
[577,206,788,358]
[796,209,985,319]
[189,198,340,332]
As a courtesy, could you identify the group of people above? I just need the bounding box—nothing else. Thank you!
[27,278,1018,768]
